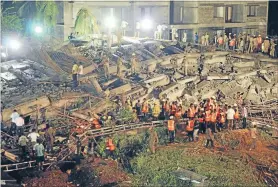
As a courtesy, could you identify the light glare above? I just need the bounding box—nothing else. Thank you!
[9,40,21,50]
[35,26,43,33]
[141,19,152,30]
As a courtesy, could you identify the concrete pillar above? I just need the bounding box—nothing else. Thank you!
[64,2,74,41]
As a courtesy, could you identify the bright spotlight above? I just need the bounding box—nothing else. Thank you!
[9,40,21,50]
[1,52,7,58]
[105,17,116,29]
[141,19,152,30]
[35,26,43,33]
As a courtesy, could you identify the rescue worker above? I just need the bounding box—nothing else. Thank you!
[237,33,242,49]
[167,116,175,143]
[210,109,217,133]
[142,98,149,120]
[201,34,205,45]
[263,37,270,54]
[198,110,205,133]
[257,34,263,52]
[253,35,258,53]
[270,40,276,58]
[205,32,209,46]
[224,33,229,50]
[149,126,159,154]
[234,108,240,129]
[241,103,248,129]
[193,115,200,141]
[152,102,161,120]
[187,103,195,119]
[194,32,199,45]
[205,124,214,148]
[116,57,123,78]
[72,62,79,88]
[239,38,244,53]
[186,118,194,142]
[162,99,170,119]
[130,53,138,74]
[248,36,254,53]
[92,118,101,129]
[245,34,250,52]
[102,55,110,79]
[218,109,226,131]
[182,56,188,76]
[44,124,55,154]
[205,108,211,129]
[170,102,177,116]
[175,107,182,130]
[229,37,236,51]
[226,105,235,130]
[217,35,224,50]
[106,136,116,160]
[135,100,141,116]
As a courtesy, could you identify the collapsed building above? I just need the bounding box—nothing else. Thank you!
[1,37,278,185]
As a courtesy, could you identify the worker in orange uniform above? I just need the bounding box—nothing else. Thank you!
[210,109,217,133]
[186,118,194,142]
[187,103,195,119]
[205,108,211,134]
[229,37,236,51]
[218,109,226,131]
[162,99,170,119]
[167,116,175,143]
[142,98,149,121]
[92,118,101,129]
[106,136,116,160]
[170,102,177,116]
[234,108,240,129]
[175,107,182,130]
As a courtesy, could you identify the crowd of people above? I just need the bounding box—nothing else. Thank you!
[98,93,258,159]
[194,32,277,58]
[6,109,56,170]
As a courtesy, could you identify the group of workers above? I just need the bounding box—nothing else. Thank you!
[98,94,253,160]
[7,109,56,170]
[194,32,277,58]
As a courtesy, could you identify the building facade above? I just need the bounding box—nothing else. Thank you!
[58,1,268,42]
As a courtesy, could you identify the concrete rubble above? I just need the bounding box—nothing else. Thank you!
[1,37,278,174]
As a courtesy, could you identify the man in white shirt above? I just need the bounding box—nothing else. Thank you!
[10,110,19,125]
[241,103,248,129]
[28,129,40,146]
[15,115,25,136]
[226,105,235,130]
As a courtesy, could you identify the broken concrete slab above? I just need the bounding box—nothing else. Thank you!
[204,56,226,64]
[109,83,132,96]
[206,75,230,81]
[233,61,255,68]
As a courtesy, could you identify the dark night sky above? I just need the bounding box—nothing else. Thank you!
[268,1,278,35]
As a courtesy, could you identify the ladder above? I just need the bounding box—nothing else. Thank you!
[1,161,51,172]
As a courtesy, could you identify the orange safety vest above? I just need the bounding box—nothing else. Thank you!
[167,120,175,131]
[218,37,224,45]
[220,112,225,123]
[211,113,217,123]
[234,111,240,119]
[106,138,115,151]
[230,39,235,46]
[142,103,148,113]
[186,120,194,131]
[198,118,204,123]
[93,119,101,129]
[188,107,195,118]
[205,111,211,122]
[257,37,262,44]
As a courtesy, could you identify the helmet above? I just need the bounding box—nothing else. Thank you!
[234,104,238,107]
[211,96,216,100]
[170,116,174,119]
[132,53,136,56]
[108,116,112,120]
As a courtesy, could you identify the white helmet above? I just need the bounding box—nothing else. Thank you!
[211,96,216,100]
[234,104,238,107]
[170,116,174,119]
[132,53,136,56]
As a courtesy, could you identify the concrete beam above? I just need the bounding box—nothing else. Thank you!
[177,76,198,85]
[110,83,132,96]
[233,61,255,68]
[204,56,226,64]
[206,75,230,81]
[91,77,103,94]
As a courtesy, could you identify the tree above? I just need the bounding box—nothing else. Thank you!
[1,6,23,33]
[74,8,94,35]
[36,0,58,28]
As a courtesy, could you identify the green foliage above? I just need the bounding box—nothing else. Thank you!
[36,0,58,28]
[1,13,23,33]
[118,108,134,122]
[130,148,265,187]
[74,8,94,35]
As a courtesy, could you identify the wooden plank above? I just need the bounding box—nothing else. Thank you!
[1,149,19,162]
